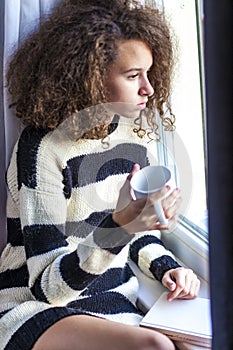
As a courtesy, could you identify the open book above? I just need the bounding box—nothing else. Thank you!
[140,292,212,348]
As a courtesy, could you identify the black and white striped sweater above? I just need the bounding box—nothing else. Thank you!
[0,116,180,350]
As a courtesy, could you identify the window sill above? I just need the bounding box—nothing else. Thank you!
[161,222,209,282]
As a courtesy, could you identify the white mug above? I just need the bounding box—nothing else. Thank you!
[130,165,171,225]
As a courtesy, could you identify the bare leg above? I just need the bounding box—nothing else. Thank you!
[33,314,175,350]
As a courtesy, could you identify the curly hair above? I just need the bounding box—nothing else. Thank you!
[6,0,176,139]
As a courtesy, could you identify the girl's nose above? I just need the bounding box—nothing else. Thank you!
[139,78,154,97]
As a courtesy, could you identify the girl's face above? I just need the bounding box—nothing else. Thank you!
[105,40,154,118]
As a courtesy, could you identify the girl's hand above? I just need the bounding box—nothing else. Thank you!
[162,267,201,301]
[112,164,181,234]
[161,187,182,230]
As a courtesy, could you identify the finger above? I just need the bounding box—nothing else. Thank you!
[162,188,181,209]
[164,196,182,219]
[177,272,193,299]
[173,270,199,300]
[127,163,140,181]
[142,189,171,227]
[147,222,167,231]
[148,186,171,203]
[167,286,183,301]
[115,166,141,212]
[162,272,177,292]
[133,186,169,213]
[129,186,173,231]
[166,271,187,301]
[156,223,170,231]
[180,276,200,299]
[156,213,179,232]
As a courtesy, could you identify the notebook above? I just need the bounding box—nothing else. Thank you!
[140,292,212,348]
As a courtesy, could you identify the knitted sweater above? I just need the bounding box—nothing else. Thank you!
[0,116,180,350]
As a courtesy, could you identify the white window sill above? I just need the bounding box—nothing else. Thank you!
[161,222,209,282]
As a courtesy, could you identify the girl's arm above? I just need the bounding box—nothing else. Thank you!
[128,232,181,282]
[112,164,200,299]
[129,233,200,300]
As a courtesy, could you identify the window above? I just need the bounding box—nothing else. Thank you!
[142,0,209,281]
[156,0,208,241]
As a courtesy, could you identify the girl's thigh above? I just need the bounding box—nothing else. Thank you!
[32,314,175,350]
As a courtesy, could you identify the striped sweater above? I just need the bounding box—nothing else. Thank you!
[0,116,180,350]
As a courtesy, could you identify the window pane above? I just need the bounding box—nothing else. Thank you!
[159,0,208,236]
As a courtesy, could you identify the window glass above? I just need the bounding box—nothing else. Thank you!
[155,0,208,238]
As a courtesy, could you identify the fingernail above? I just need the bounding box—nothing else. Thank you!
[166,185,171,190]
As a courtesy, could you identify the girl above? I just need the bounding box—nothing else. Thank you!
[0,1,200,349]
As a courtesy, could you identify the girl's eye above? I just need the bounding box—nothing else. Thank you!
[128,73,139,79]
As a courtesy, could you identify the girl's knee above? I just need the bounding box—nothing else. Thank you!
[134,328,175,350]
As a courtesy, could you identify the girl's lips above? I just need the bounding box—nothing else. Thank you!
[137,102,147,109]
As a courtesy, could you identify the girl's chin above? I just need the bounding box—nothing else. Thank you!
[104,102,141,119]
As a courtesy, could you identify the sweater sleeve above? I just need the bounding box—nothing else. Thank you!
[129,232,181,282]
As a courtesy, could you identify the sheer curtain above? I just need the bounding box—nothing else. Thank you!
[0,0,59,253]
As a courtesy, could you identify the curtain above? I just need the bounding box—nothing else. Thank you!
[0,0,59,253]
[204,0,233,349]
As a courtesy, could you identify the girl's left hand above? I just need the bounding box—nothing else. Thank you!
[113,163,182,232]
[161,267,200,302]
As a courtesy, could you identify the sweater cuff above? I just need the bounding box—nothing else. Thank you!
[93,214,133,254]
[149,255,181,282]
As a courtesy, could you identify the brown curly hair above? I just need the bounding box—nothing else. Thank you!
[6,0,176,140]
